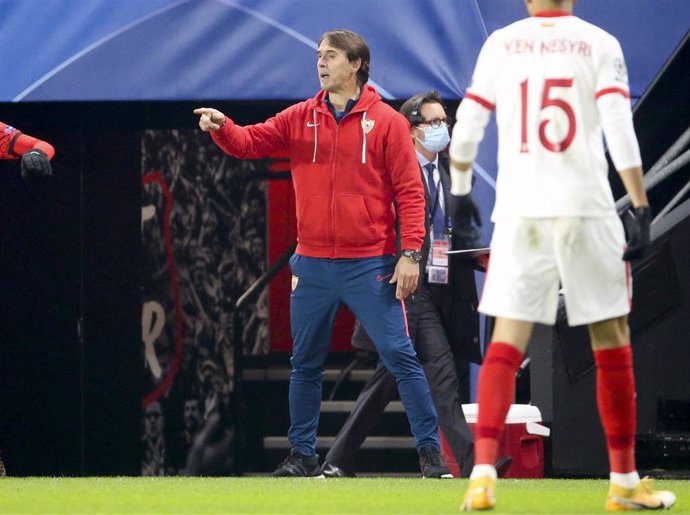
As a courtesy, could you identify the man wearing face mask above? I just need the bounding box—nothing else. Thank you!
[322,91,492,478]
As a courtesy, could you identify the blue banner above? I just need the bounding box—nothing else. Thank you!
[1,0,687,103]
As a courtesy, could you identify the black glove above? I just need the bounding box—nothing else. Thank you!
[20,149,52,180]
[622,206,651,261]
[451,193,483,251]
[452,193,482,227]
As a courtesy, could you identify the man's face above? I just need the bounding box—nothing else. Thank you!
[144,402,164,438]
[183,400,201,431]
[411,101,448,150]
[317,39,359,94]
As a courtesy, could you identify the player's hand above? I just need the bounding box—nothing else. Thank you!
[622,206,651,261]
[194,108,227,132]
[20,149,52,180]
[390,256,419,300]
[451,193,483,251]
[452,193,482,227]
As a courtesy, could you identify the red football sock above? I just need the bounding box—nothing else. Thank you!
[594,346,637,473]
[474,342,524,466]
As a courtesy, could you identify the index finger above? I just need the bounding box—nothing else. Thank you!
[193,107,214,116]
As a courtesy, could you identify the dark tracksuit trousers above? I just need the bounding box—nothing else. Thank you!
[287,254,440,456]
[325,280,475,477]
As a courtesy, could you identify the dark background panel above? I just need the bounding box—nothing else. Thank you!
[80,129,142,475]
[0,124,82,474]
[0,105,156,475]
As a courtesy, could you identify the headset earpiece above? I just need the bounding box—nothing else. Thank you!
[408,96,424,126]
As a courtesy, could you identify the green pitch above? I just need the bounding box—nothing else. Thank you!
[0,477,686,514]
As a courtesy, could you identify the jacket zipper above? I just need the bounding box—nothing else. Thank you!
[330,122,340,258]
[326,105,365,258]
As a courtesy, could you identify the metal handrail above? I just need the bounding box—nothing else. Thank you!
[235,243,296,312]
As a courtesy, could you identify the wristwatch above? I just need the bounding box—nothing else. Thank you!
[401,249,422,263]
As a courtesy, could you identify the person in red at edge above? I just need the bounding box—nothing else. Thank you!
[0,121,54,179]
[194,29,451,478]
[0,121,53,478]
[450,0,675,511]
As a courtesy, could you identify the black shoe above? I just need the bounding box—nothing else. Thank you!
[419,445,453,478]
[495,455,512,478]
[321,461,356,478]
[270,448,324,477]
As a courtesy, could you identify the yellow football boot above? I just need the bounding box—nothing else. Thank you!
[461,475,496,511]
[606,477,676,511]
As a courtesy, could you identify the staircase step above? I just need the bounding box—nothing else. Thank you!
[320,400,404,413]
[263,436,415,450]
[240,358,419,474]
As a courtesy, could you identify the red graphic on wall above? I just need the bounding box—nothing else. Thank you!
[141,171,182,408]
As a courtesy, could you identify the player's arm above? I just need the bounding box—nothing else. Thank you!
[448,96,492,255]
[598,87,649,260]
[597,91,645,208]
[596,42,650,260]
[8,130,55,179]
[618,165,647,208]
[387,115,425,300]
[449,95,493,195]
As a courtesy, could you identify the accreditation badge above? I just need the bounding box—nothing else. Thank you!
[428,236,449,284]
[431,238,449,267]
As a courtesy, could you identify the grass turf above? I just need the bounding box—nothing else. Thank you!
[0,477,686,514]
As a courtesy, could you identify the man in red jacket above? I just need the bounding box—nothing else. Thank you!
[195,29,449,477]
[0,121,54,178]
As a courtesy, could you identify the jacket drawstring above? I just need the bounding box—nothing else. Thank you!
[312,109,318,163]
[361,111,367,164]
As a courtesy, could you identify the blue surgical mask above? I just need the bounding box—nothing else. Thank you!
[418,125,450,153]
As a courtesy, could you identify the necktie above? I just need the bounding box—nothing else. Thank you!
[424,163,446,239]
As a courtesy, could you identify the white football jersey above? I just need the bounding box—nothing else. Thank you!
[458,13,641,220]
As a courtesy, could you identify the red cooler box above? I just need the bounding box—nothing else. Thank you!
[462,403,550,478]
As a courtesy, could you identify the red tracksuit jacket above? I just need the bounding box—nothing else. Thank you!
[211,84,425,258]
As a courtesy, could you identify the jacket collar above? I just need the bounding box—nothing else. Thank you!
[312,83,381,114]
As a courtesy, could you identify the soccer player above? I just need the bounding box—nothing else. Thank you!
[449,0,676,511]
[0,121,54,178]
